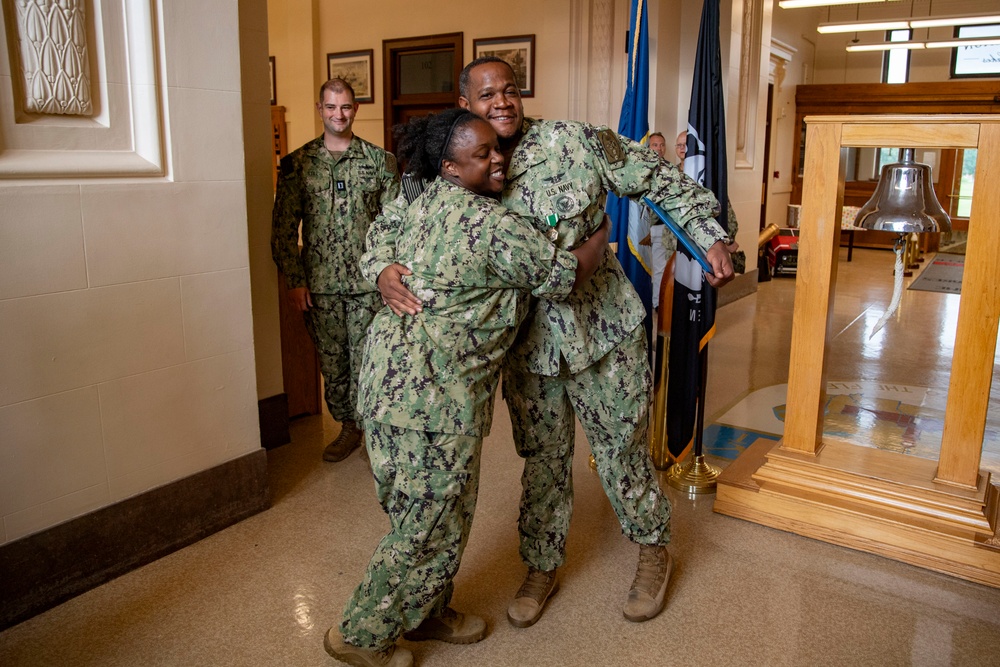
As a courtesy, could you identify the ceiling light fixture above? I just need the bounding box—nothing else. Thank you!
[911,13,1000,29]
[846,41,926,52]
[820,12,1000,34]
[925,36,1000,49]
[819,20,909,34]
[845,36,1000,52]
[779,0,887,9]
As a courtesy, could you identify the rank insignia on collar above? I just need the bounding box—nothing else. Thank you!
[596,128,625,166]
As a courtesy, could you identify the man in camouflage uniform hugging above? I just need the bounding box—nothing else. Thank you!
[374,57,735,630]
[271,78,400,463]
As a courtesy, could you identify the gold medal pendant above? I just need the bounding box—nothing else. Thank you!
[548,228,559,242]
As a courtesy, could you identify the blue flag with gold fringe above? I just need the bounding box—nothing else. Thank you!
[667,0,726,461]
[607,0,652,358]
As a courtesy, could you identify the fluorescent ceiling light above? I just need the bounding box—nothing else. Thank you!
[818,21,909,34]
[846,36,1000,52]
[911,13,1000,29]
[846,42,925,52]
[925,37,1000,49]
[780,0,886,9]
[819,12,1000,34]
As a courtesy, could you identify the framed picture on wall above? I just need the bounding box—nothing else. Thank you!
[327,49,375,103]
[269,56,276,105]
[473,34,535,97]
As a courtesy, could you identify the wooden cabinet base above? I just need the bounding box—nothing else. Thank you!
[714,438,1000,587]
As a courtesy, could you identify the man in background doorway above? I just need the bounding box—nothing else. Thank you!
[271,78,400,463]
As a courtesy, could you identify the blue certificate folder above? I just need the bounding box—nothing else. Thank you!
[642,197,714,274]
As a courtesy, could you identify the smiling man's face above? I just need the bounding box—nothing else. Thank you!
[458,61,524,143]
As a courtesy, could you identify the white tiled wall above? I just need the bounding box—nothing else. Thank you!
[81,182,248,286]
[0,1,264,546]
[0,186,88,300]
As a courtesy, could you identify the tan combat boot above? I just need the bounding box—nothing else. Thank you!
[323,421,362,462]
[403,607,487,644]
[324,628,412,667]
[623,544,673,622]
[507,567,559,628]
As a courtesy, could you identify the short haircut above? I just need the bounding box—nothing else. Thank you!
[459,56,517,98]
[649,132,665,142]
[319,78,356,103]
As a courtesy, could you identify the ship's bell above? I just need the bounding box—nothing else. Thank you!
[854,148,951,234]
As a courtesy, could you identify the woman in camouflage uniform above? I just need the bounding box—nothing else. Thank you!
[324,109,610,667]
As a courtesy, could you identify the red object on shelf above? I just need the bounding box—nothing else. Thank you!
[766,228,799,276]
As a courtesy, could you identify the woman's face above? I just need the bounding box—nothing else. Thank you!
[441,118,505,197]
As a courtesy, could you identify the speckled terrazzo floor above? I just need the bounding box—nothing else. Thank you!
[2,247,998,666]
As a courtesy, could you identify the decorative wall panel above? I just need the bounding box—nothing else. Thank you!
[14,0,93,115]
[0,0,165,178]
[735,0,762,168]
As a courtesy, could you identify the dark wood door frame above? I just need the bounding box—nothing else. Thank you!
[382,32,463,153]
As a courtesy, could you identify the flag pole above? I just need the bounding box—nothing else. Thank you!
[666,297,722,493]
[649,253,675,470]
[664,0,725,493]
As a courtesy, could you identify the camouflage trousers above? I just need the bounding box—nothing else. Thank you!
[340,421,482,650]
[304,292,381,423]
[502,325,670,572]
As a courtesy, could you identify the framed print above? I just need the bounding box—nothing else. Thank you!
[473,34,535,97]
[327,49,375,103]
[269,56,276,105]
[950,24,1000,78]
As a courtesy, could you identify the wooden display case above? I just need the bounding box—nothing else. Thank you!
[789,82,1000,253]
[715,115,1000,587]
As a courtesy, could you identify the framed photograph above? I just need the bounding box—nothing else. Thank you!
[327,49,375,103]
[473,34,535,97]
[950,24,1000,78]
[269,56,276,105]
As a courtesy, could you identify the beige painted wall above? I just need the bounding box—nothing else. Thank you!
[0,1,265,545]
[241,0,285,401]
[267,0,322,152]
[766,5,820,232]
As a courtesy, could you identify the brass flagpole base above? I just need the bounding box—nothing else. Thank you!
[666,454,721,494]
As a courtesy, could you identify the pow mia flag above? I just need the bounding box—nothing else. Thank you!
[666,250,717,460]
[667,0,725,461]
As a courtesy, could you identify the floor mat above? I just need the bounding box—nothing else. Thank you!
[908,253,964,294]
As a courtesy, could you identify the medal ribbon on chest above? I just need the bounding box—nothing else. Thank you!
[545,213,559,242]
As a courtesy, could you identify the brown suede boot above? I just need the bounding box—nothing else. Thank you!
[623,545,673,622]
[323,421,362,462]
[324,628,412,667]
[507,567,559,628]
[402,607,487,644]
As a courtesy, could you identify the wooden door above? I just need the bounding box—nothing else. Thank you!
[382,33,463,159]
